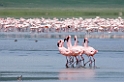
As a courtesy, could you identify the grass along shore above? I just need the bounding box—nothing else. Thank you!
[0,8,124,18]
[0,0,124,18]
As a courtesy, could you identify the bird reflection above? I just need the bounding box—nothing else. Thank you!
[59,68,95,80]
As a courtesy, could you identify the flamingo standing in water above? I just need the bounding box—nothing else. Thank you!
[64,35,84,67]
[73,35,85,66]
[57,39,74,68]
[83,38,98,67]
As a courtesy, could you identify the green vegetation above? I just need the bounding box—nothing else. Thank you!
[0,0,124,18]
[0,0,124,8]
[0,8,123,18]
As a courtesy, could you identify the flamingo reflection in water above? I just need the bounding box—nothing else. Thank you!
[57,35,98,68]
[59,68,95,80]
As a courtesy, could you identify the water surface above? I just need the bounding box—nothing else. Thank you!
[0,32,124,82]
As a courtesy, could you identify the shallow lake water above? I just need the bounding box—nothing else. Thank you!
[0,32,124,82]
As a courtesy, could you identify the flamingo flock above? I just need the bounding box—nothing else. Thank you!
[0,17,124,33]
[57,35,98,68]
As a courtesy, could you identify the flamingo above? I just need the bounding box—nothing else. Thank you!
[83,38,98,67]
[64,35,83,67]
[57,39,74,68]
[73,35,85,66]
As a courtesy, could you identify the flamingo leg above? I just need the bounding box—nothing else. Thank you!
[92,56,96,68]
[80,55,85,66]
[66,56,69,68]
[84,56,91,67]
[89,57,92,68]
[70,56,74,63]
[69,56,74,68]
[75,56,79,65]
[68,56,72,64]
[69,56,79,68]
[77,55,83,67]
[66,56,75,68]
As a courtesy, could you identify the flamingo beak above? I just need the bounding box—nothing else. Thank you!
[84,38,89,43]
[66,36,69,42]
[64,38,66,42]
[84,38,86,43]
[57,42,59,47]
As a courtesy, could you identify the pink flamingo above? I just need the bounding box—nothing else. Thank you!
[83,38,98,67]
[57,39,74,68]
[64,35,83,66]
[73,35,85,65]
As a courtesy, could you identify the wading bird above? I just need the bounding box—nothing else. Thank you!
[83,38,98,67]
[57,39,74,68]
[64,35,84,67]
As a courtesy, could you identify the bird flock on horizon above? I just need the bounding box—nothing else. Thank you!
[57,35,98,68]
[0,16,124,33]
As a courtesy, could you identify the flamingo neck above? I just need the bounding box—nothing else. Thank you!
[68,37,72,48]
[84,42,88,47]
[61,42,64,47]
